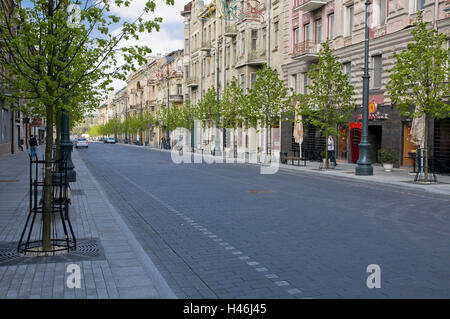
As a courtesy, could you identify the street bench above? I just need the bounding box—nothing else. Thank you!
[284,156,307,166]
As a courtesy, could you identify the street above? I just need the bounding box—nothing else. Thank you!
[77,142,450,298]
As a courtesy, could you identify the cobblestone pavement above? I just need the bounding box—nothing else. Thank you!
[0,148,175,299]
[78,142,450,298]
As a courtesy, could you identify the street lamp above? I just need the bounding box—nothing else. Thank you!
[139,88,143,146]
[166,64,171,149]
[355,0,373,176]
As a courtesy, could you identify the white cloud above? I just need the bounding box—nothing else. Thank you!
[99,1,187,93]
[108,0,186,25]
[108,25,183,92]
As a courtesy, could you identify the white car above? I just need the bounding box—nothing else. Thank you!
[75,138,88,148]
[105,137,116,144]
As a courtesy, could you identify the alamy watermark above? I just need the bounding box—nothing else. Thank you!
[170,127,280,174]
[366,264,381,289]
[66,264,81,289]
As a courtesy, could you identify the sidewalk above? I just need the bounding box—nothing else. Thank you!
[120,142,450,196]
[0,148,176,299]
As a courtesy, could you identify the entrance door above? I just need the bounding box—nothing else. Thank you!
[368,125,382,164]
[350,127,361,163]
[403,122,415,166]
[337,128,348,160]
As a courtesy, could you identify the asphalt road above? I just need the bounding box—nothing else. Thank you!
[77,142,450,298]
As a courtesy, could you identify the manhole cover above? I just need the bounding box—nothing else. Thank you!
[0,238,105,266]
[246,189,276,194]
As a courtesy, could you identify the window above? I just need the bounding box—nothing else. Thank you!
[262,27,267,50]
[380,0,387,26]
[373,55,382,88]
[315,19,322,44]
[294,27,300,45]
[345,5,354,37]
[274,21,279,47]
[302,73,308,95]
[2,109,8,143]
[240,31,245,55]
[233,43,237,64]
[291,74,297,93]
[250,73,257,88]
[251,30,258,51]
[344,62,351,83]
[185,39,190,55]
[304,23,310,41]
[373,0,387,27]
[176,84,182,95]
[177,60,182,72]
[416,0,425,12]
[239,74,246,90]
[328,13,335,40]
[213,22,216,40]
[226,46,230,67]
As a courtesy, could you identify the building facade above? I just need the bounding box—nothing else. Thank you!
[282,0,450,170]
[181,0,286,155]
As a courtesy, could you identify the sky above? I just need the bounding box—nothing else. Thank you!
[21,0,186,94]
[107,0,186,92]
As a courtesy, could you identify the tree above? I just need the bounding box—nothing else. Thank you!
[221,77,247,157]
[297,41,356,169]
[248,65,294,156]
[386,11,449,182]
[196,86,219,128]
[0,0,172,250]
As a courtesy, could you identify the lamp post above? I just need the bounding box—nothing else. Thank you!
[60,106,76,182]
[166,65,171,149]
[139,88,143,146]
[214,44,221,156]
[355,0,373,176]
[124,95,129,144]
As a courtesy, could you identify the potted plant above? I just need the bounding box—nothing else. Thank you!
[377,148,398,172]
[320,151,328,165]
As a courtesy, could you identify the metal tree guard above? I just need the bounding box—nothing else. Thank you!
[17,153,76,255]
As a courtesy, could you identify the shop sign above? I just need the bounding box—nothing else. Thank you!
[357,112,389,121]
[369,101,377,114]
[31,118,43,126]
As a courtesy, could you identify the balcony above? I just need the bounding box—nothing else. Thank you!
[186,76,199,87]
[169,94,183,103]
[201,40,212,51]
[295,0,328,12]
[236,50,267,68]
[292,41,319,61]
[224,25,237,37]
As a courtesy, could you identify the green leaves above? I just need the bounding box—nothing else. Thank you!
[297,40,356,138]
[247,65,294,128]
[221,77,247,128]
[386,11,449,120]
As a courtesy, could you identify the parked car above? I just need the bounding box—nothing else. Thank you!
[105,137,116,144]
[75,138,88,148]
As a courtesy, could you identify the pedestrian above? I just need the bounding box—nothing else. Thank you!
[328,135,337,166]
[29,134,38,160]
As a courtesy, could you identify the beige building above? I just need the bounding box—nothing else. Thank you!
[181,0,286,156]
[104,50,185,146]
[281,0,450,170]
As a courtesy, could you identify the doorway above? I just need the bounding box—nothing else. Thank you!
[368,125,382,164]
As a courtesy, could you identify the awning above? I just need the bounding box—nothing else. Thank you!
[293,105,304,144]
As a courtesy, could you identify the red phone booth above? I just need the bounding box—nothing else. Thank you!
[350,122,362,163]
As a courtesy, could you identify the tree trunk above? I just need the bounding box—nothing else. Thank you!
[323,129,328,169]
[42,104,54,251]
[54,109,61,168]
[424,113,429,182]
